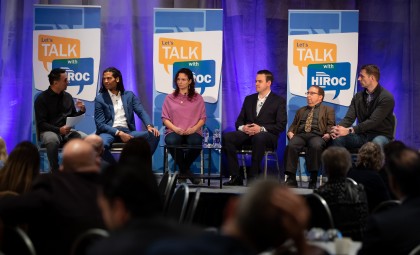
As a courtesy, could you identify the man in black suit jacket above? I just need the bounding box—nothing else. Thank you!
[358,147,420,255]
[223,70,286,186]
[0,139,104,255]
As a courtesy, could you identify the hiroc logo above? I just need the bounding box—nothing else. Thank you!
[38,34,80,71]
[307,62,351,99]
[173,60,215,95]
[52,58,94,95]
[159,37,202,73]
[293,39,337,75]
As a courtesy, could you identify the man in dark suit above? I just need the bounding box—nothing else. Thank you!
[94,67,160,164]
[358,147,420,255]
[0,139,104,255]
[284,85,335,189]
[223,70,286,186]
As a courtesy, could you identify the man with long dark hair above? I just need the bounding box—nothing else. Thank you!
[94,67,160,164]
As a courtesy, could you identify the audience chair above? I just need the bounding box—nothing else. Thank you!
[346,177,358,186]
[1,226,37,255]
[304,193,335,230]
[372,199,401,214]
[163,172,179,213]
[409,244,420,255]
[70,228,109,255]
[165,183,190,223]
[158,171,170,203]
[237,145,280,180]
[183,188,201,224]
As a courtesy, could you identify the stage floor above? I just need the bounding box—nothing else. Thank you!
[163,176,315,228]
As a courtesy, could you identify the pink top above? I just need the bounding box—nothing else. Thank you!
[161,93,206,136]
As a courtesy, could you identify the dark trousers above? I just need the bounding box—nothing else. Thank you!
[100,128,160,164]
[165,132,202,173]
[284,133,326,175]
[223,131,277,177]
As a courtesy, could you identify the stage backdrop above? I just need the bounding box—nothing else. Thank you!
[153,8,223,173]
[287,10,359,178]
[32,5,101,171]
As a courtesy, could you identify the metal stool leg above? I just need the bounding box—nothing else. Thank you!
[241,153,247,180]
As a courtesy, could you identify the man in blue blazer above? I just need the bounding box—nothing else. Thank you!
[94,67,160,164]
[223,70,287,186]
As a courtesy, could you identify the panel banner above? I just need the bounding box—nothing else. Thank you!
[153,8,223,173]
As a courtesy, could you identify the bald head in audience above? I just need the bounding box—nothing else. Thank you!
[60,138,100,173]
[85,134,105,157]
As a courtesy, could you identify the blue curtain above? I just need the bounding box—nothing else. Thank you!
[1,0,419,156]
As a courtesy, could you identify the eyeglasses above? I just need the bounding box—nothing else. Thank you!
[305,92,319,96]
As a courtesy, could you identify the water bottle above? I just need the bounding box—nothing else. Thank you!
[202,127,209,148]
[213,128,221,148]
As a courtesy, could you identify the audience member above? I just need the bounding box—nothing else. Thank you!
[119,137,152,171]
[87,162,198,255]
[0,142,40,195]
[162,68,206,185]
[0,139,104,255]
[284,85,335,189]
[331,64,395,148]
[94,67,160,164]
[0,137,7,169]
[223,70,287,186]
[315,147,369,241]
[359,147,420,255]
[85,134,110,170]
[379,140,407,198]
[147,179,327,255]
[34,68,87,172]
[347,142,391,212]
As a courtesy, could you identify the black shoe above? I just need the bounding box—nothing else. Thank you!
[246,175,258,186]
[224,175,243,186]
[189,177,201,185]
[308,180,317,189]
[285,177,298,188]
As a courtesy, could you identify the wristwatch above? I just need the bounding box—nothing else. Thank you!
[147,124,154,128]
[349,127,354,134]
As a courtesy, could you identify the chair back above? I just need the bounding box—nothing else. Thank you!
[1,226,37,255]
[70,228,109,255]
[183,188,201,224]
[158,171,170,203]
[165,183,189,223]
[372,199,401,214]
[304,193,335,230]
[409,244,420,255]
[163,171,179,213]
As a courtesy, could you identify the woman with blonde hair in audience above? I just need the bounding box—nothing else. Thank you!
[0,137,8,169]
[0,141,40,194]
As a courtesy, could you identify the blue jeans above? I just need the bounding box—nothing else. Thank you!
[100,127,160,164]
[332,133,390,149]
[165,132,202,173]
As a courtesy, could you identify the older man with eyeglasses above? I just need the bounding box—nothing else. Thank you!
[284,85,335,189]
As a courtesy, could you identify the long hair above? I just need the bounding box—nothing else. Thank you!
[173,68,196,100]
[0,137,7,162]
[0,141,40,194]
[356,142,384,171]
[99,67,125,93]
